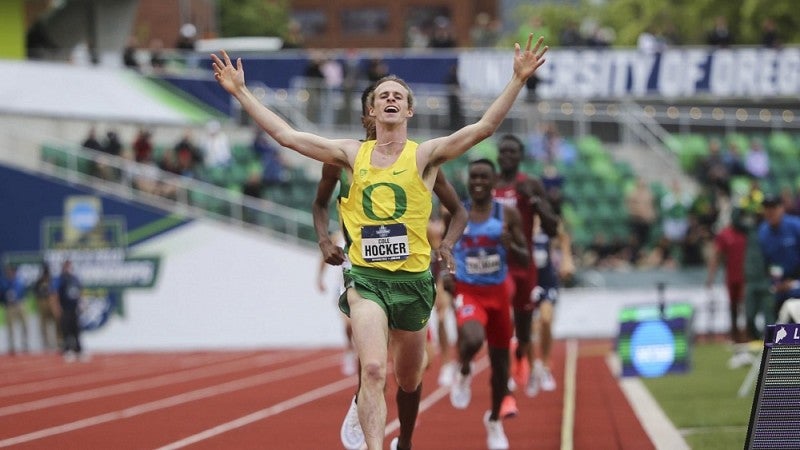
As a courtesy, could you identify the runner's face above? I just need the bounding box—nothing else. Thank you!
[371,81,412,124]
[468,163,495,202]
[497,140,522,172]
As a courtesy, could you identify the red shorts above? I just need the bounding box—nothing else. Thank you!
[509,266,535,312]
[454,275,514,349]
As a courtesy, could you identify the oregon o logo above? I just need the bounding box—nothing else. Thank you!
[362,183,407,220]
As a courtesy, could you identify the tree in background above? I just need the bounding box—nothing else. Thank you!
[218,0,290,39]
[506,0,798,48]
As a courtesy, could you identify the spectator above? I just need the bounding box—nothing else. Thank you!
[625,177,657,264]
[559,20,583,47]
[156,148,180,199]
[758,194,800,320]
[365,55,389,82]
[340,48,363,124]
[56,260,86,362]
[149,38,167,73]
[695,137,731,196]
[320,53,344,127]
[533,122,576,165]
[252,130,287,190]
[469,13,499,47]
[91,128,122,181]
[82,127,103,152]
[761,18,780,48]
[429,16,457,48]
[707,16,733,47]
[132,128,154,163]
[680,214,710,267]
[2,265,29,355]
[737,201,773,340]
[745,138,770,180]
[281,20,305,49]
[303,52,326,124]
[173,129,203,177]
[202,120,232,169]
[103,130,123,157]
[780,186,800,216]
[705,208,748,343]
[33,262,60,351]
[176,23,197,51]
[660,179,693,252]
[405,25,430,49]
[122,36,140,70]
[723,139,748,178]
[690,185,722,238]
[445,64,464,131]
[637,26,667,54]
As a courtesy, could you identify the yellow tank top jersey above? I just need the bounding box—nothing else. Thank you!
[340,140,432,272]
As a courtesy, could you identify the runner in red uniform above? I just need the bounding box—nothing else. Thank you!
[492,134,559,392]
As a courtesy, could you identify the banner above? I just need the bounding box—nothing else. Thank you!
[459,47,800,100]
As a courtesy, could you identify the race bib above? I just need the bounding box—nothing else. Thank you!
[534,247,548,268]
[465,249,501,275]
[361,223,410,262]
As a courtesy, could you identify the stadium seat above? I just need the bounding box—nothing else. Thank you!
[768,131,797,157]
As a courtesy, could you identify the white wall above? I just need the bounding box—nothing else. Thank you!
[85,220,347,351]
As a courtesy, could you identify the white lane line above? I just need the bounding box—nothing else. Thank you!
[0,351,316,417]
[560,338,578,450]
[385,355,490,436]
[155,377,358,450]
[609,354,690,450]
[0,352,264,398]
[0,354,342,448]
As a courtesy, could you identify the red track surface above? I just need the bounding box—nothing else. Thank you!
[0,340,653,449]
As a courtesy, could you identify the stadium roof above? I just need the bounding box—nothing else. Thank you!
[0,60,224,125]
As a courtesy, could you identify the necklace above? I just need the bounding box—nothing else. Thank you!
[374,140,404,158]
[375,140,403,147]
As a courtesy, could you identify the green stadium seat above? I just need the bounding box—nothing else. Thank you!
[576,135,605,161]
[232,144,254,164]
[769,131,797,157]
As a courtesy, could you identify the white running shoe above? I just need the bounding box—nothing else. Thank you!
[449,370,472,409]
[525,371,540,398]
[390,437,399,450]
[540,367,556,392]
[342,351,358,376]
[438,361,457,387]
[483,410,509,450]
[340,396,365,450]
[62,351,77,363]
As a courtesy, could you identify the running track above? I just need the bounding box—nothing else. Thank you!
[0,340,654,449]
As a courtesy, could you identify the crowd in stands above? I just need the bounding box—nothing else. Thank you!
[77,122,288,205]
[71,117,800,279]
[580,131,800,274]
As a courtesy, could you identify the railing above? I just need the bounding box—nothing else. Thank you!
[38,141,320,246]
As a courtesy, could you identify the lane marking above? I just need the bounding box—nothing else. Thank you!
[155,377,357,450]
[0,354,342,447]
[0,352,265,398]
[0,351,315,416]
[560,338,578,450]
[159,355,491,448]
[609,354,689,450]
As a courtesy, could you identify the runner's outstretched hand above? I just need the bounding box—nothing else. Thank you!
[513,34,548,82]
[211,50,245,94]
